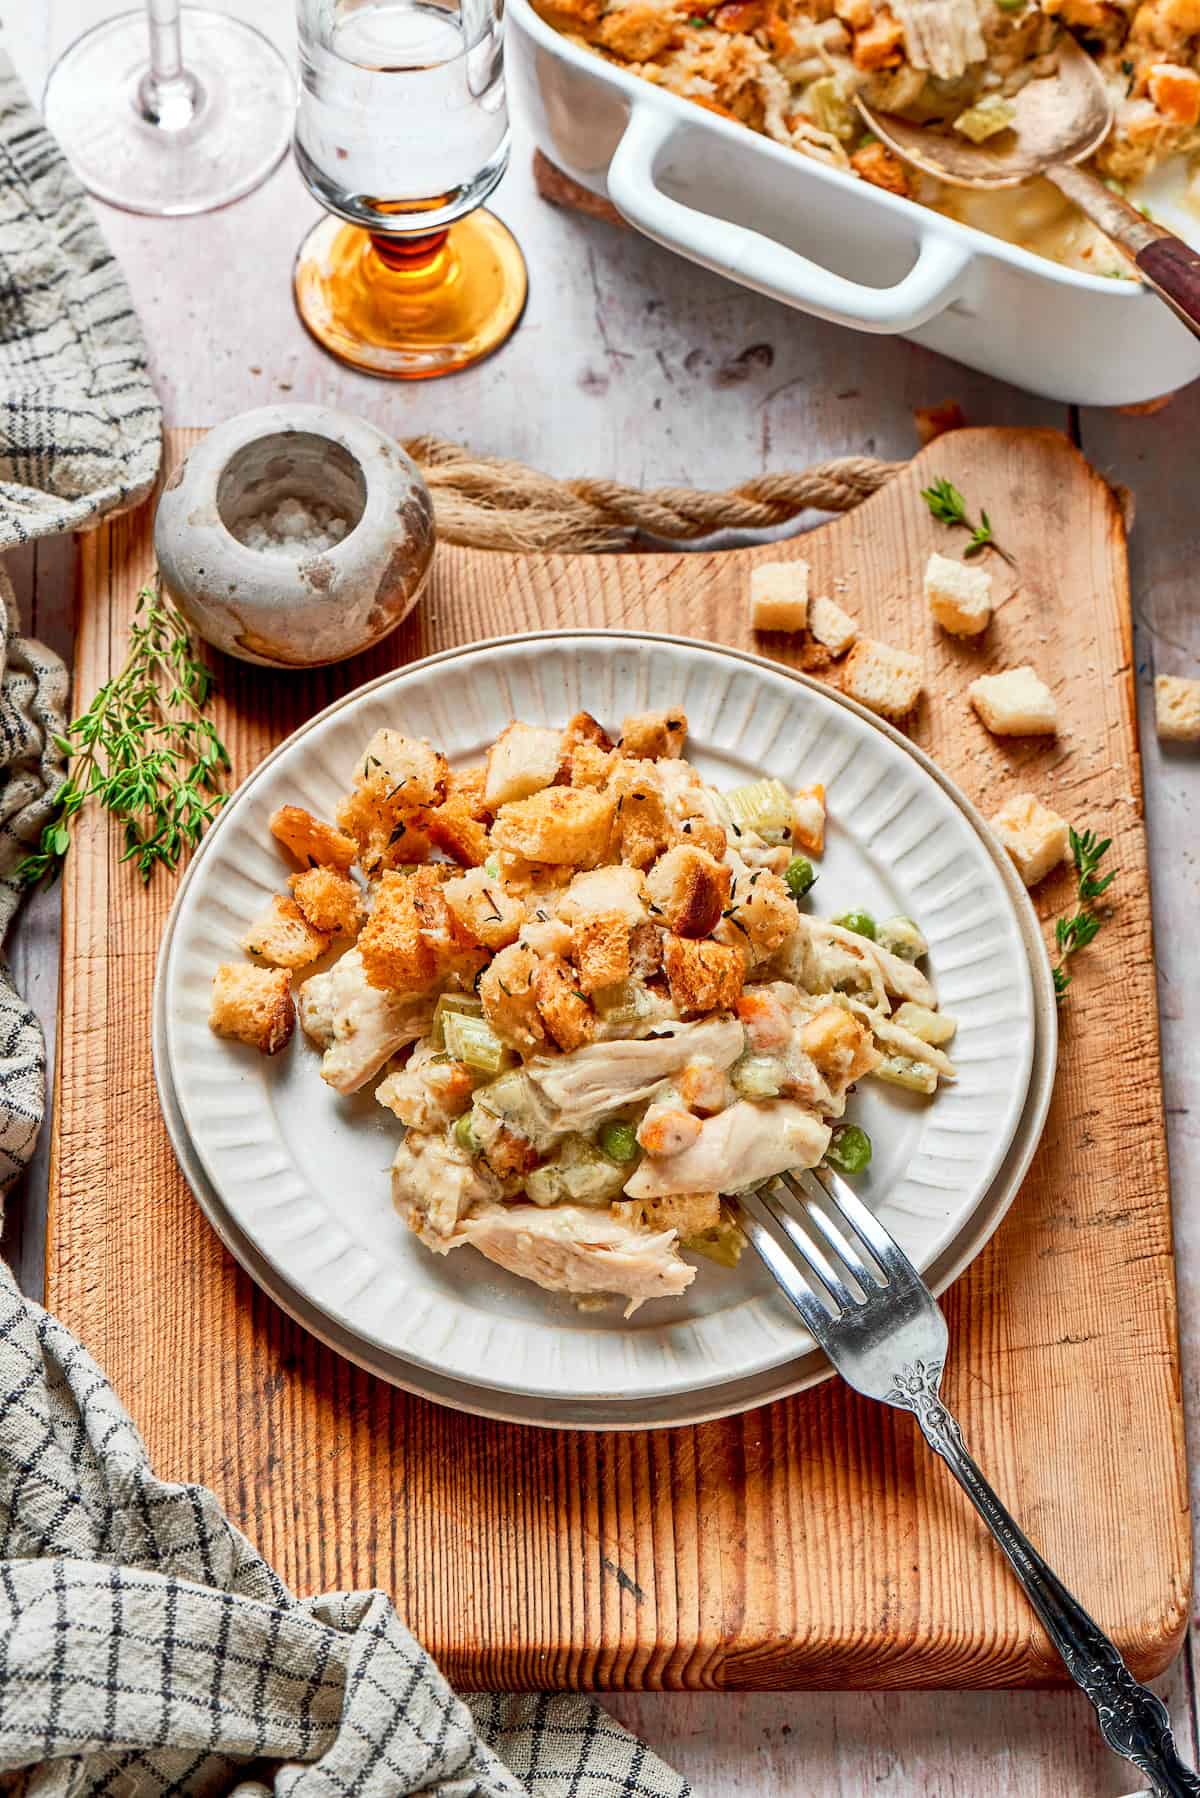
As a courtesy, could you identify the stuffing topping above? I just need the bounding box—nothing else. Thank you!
[212,708,954,1314]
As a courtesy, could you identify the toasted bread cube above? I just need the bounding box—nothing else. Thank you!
[288,867,363,939]
[609,763,674,870]
[1148,61,1200,124]
[850,139,910,197]
[750,559,810,632]
[356,870,435,994]
[358,868,485,994]
[356,730,447,808]
[444,763,490,816]
[335,787,433,876]
[614,1192,721,1236]
[533,954,596,1051]
[556,864,648,926]
[645,845,730,938]
[800,1004,879,1082]
[241,895,330,970]
[485,722,564,809]
[791,784,826,856]
[1155,674,1200,742]
[841,637,923,721]
[597,3,676,58]
[969,666,1057,736]
[925,552,992,637]
[675,796,727,861]
[565,740,617,790]
[443,866,527,949]
[491,786,614,867]
[619,710,687,760]
[425,798,490,867]
[209,963,294,1054]
[913,401,965,447]
[269,805,357,874]
[853,6,905,66]
[561,710,614,757]
[725,869,800,957]
[629,919,665,978]
[662,935,743,1015]
[479,942,546,1052]
[807,593,858,657]
[572,912,632,993]
[990,792,1069,886]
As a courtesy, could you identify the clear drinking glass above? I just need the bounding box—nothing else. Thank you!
[292,0,527,379]
[42,2,294,217]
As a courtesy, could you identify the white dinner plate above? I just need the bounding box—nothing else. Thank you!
[158,632,1045,1406]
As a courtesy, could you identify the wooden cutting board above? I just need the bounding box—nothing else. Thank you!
[46,426,1189,1690]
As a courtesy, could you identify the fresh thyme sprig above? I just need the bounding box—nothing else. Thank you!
[19,581,231,886]
[920,477,1014,565]
[1051,826,1116,998]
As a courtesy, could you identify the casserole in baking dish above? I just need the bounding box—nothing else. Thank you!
[508,0,1200,401]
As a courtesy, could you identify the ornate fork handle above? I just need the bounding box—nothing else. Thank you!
[888,1360,1200,1798]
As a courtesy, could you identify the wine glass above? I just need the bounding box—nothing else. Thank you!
[42,2,294,217]
[292,0,527,380]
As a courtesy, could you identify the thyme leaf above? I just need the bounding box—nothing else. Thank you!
[921,478,1015,565]
[17,579,231,887]
[1051,825,1116,1000]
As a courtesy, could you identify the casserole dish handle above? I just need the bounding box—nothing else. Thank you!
[607,103,970,334]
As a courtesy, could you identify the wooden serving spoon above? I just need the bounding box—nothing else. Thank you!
[858,36,1200,337]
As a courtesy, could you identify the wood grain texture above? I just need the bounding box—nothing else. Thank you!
[45,425,1188,1694]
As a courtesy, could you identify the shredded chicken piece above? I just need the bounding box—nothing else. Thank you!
[623,1100,831,1198]
[525,1015,745,1129]
[458,1200,696,1315]
[890,0,986,78]
[297,949,432,1093]
[391,1130,501,1244]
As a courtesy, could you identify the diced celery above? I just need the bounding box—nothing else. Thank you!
[807,75,857,143]
[877,915,928,962]
[722,777,794,838]
[731,1052,784,1101]
[953,95,1016,143]
[892,1001,957,1046]
[871,1053,939,1095]
[442,1009,508,1074]
[431,990,483,1050]
[683,1214,747,1269]
[593,980,652,1028]
[526,1135,628,1206]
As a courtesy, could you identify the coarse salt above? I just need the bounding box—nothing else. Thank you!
[236,495,351,556]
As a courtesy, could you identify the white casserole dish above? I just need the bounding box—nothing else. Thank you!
[507,0,1200,405]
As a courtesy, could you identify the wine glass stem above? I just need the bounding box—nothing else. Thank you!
[370,230,452,271]
[138,0,202,128]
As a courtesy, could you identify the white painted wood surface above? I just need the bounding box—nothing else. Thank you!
[5,4,1197,1791]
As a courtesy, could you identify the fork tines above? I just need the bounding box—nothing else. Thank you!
[739,1165,907,1341]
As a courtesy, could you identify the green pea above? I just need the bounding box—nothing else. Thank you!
[833,908,877,941]
[826,1124,872,1175]
[598,1119,640,1164]
[785,855,816,899]
[454,1112,481,1156]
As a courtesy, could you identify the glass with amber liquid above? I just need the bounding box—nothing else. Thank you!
[293,0,527,378]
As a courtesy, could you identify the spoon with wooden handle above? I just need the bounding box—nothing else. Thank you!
[858,36,1200,338]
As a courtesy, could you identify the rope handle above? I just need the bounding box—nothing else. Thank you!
[402,436,903,554]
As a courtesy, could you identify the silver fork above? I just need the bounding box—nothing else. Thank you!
[739,1168,1200,1798]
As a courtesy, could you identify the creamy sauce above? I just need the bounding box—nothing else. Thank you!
[920,157,1200,280]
